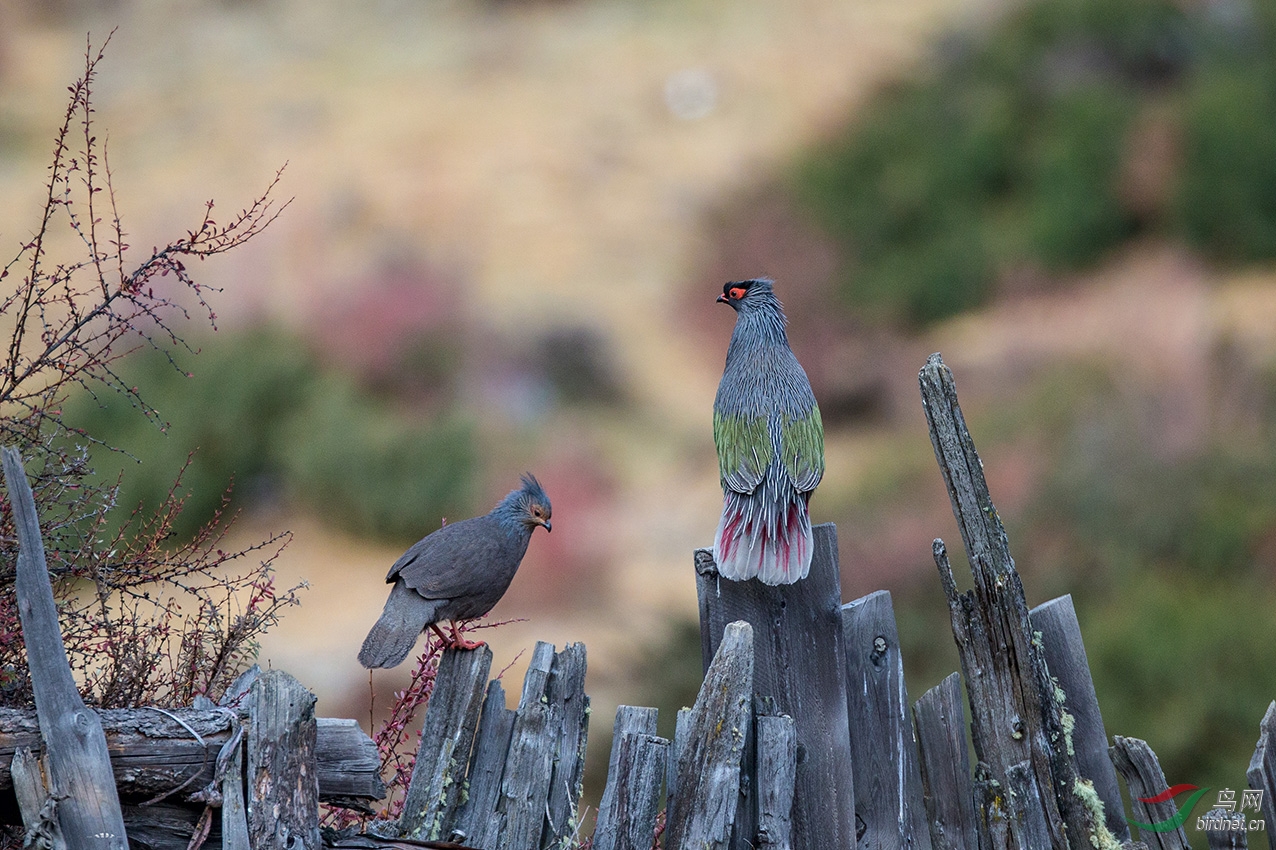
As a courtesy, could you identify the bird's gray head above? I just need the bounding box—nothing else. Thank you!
[501,473,553,533]
[716,278,784,317]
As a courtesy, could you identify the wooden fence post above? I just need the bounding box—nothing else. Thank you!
[451,679,517,847]
[541,642,590,850]
[1030,594,1131,842]
[2,446,128,850]
[1111,735,1191,850]
[245,669,321,849]
[696,524,858,850]
[755,713,797,850]
[666,620,754,850]
[1245,701,1276,850]
[842,590,931,849]
[593,706,669,850]
[920,354,1112,850]
[913,673,979,850]
[398,646,492,841]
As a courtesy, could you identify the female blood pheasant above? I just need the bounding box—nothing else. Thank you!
[713,279,824,585]
[358,474,552,668]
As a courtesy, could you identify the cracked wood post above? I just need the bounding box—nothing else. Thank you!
[914,673,980,850]
[450,678,516,847]
[842,589,931,850]
[1030,594,1130,843]
[593,706,668,850]
[245,668,321,849]
[398,646,492,841]
[920,354,1111,850]
[1245,701,1276,850]
[665,620,755,850]
[755,712,796,850]
[2,446,128,850]
[1110,735,1190,850]
[541,642,590,850]
[696,523,858,850]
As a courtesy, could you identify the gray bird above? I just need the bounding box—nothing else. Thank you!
[713,278,824,585]
[358,474,552,668]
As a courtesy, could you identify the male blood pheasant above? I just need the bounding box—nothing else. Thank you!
[358,474,552,668]
[713,279,824,585]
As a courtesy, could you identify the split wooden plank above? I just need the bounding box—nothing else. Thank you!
[755,713,796,850]
[913,673,979,850]
[492,642,559,850]
[696,524,858,850]
[1245,701,1276,850]
[1030,594,1131,843]
[1110,735,1191,850]
[397,646,492,841]
[2,446,129,850]
[842,589,931,850]
[245,669,321,849]
[592,705,669,850]
[450,679,516,848]
[665,620,754,850]
[541,642,590,850]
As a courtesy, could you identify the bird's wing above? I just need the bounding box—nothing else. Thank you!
[780,403,824,493]
[386,518,507,601]
[714,409,769,494]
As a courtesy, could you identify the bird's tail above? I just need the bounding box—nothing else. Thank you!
[713,487,813,585]
[358,580,440,669]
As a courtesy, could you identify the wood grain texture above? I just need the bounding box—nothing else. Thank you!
[842,590,930,850]
[398,646,492,841]
[245,669,321,849]
[450,679,516,848]
[755,713,796,850]
[696,524,857,850]
[1110,735,1190,850]
[665,620,754,850]
[592,707,669,850]
[1245,701,1276,850]
[3,446,129,850]
[913,673,978,850]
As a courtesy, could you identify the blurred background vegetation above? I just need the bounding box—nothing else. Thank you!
[5,0,1276,827]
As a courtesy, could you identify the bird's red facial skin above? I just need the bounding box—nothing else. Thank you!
[729,286,747,300]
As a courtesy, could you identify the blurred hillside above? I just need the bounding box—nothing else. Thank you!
[4,0,1276,827]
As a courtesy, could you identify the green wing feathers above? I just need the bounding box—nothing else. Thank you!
[780,404,824,492]
[714,411,768,493]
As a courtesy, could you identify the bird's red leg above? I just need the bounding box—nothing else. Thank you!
[448,620,486,651]
[428,623,450,644]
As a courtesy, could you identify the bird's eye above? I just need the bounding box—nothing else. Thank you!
[728,286,747,300]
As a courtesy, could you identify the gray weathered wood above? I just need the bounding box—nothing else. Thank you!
[665,620,754,850]
[541,642,590,850]
[492,641,559,850]
[842,590,931,850]
[921,355,1109,850]
[755,713,796,850]
[1245,701,1276,850]
[12,746,67,850]
[696,524,857,850]
[1110,735,1191,850]
[0,706,382,803]
[1201,808,1249,849]
[1030,594,1131,843]
[593,706,669,850]
[398,646,492,841]
[450,678,516,847]
[667,706,691,814]
[594,705,660,848]
[220,725,250,850]
[3,446,129,850]
[245,668,321,849]
[913,673,979,850]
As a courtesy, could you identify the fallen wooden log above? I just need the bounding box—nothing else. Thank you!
[0,707,384,806]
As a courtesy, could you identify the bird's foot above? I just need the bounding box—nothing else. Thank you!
[447,621,486,651]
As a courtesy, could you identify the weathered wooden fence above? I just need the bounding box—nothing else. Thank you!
[5,354,1276,849]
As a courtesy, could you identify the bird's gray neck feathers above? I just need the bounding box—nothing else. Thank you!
[729,293,790,354]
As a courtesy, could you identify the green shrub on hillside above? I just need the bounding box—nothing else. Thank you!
[793,0,1276,324]
[67,329,477,542]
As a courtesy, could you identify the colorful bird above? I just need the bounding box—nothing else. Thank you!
[358,474,552,668]
[712,279,824,585]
